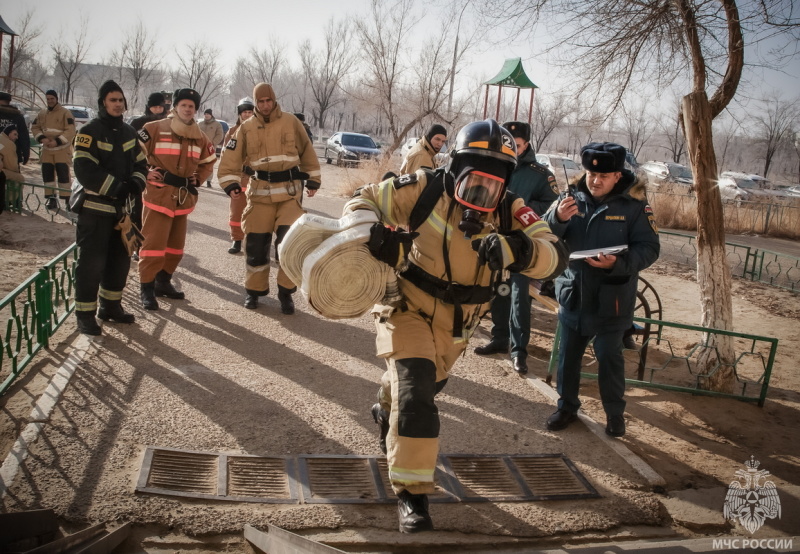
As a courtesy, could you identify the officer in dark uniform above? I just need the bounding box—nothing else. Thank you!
[0,91,31,166]
[71,80,147,335]
[543,142,660,437]
[474,121,559,374]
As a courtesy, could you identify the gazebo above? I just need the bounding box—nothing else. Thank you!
[0,15,17,91]
[482,57,538,123]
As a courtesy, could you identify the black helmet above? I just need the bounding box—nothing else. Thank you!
[237,96,255,115]
[447,119,517,212]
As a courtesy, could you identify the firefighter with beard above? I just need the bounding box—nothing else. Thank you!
[217,83,321,314]
[71,80,147,335]
[137,88,216,310]
[31,90,76,211]
[345,119,568,533]
[221,97,255,254]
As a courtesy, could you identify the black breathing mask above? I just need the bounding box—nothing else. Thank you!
[459,209,483,238]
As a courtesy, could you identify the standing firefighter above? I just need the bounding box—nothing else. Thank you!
[346,119,567,532]
[71,80,147,335]
[137,88,216,310]
[222,97,255,254]
[217,82,321,314]
[31,90,76,211]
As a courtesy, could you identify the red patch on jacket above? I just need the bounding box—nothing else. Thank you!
[514,206,540,227]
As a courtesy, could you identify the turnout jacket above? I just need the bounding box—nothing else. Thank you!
[400,136,438,174]
[543,170,660,335]
[345,169,567,339]
[72,110,147,217]
[0,104,31,164]
[217,103,320,193]
[0,133,25,182]
[138,114,216,217]
[32,103,76,152]
[511,146,559,216]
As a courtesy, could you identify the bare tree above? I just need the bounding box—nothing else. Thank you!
[751,92,799,178]
[299,18,354,129]
[657,101,687,163]
[528,93,573,153]
[231,40,288,101]
[112,20,160,111]
[51,17,92,104]
[4,9,43,93]
[172,41,226,108]
[619,101,654,158]
[713,113,742,173]
[480,0,800,392]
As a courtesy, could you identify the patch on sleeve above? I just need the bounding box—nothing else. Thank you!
[74,133,93,148]
[549,178,559,195]
[225,138,237,150]
[138,128,151,143]
[514,205,540,227]
[207,143,215,155]
[648,215,659,234]
[644,204,653,214]
[393,172,418,189]
[67,118,75,125]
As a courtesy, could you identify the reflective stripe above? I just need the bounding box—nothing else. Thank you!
[175,207,194,216]
[142,201,174,216]
[99,174,115,195]
[199,153,216,164]
[306,169,321,180]
[98,288,123,301]
[521,220,552,239]
[139,249,166,257]
[375,181,396,226]
[388,466,435,484]
[251,187,288,196]
[246,263,270,273]
[73,150,99,164]
[219,175,239,186]
[75,301,98,311]
[230,221,242,227]
[123,138,137,151]
[97,141,113,151]
[165,247,184,255]
[254,153,299,164]
[84,200,117,214]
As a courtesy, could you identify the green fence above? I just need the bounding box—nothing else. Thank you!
[0,243,77,396]
[660,231,800,292]
[548,316,778,406]
[3,179,76,222]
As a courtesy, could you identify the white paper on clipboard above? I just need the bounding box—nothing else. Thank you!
[569,244,628,260]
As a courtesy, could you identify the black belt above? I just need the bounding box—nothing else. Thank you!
[162,171,190,188]
[255,166,308,183]
[400,263,492,305]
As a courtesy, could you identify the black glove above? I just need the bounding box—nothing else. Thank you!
[224,183,242,196]
[121,178,142,198]
[367,222,419,267]
[306,180,321,190]
[473,230,533,272]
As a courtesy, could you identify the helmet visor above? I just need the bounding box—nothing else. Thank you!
[454,170,505,212]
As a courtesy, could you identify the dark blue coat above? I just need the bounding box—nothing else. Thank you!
[543,170,660,335]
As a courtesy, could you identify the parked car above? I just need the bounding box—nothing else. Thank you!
[786,185,800,198]
[624,150,649,185]
[325,132,382,166]
[535,154,582,188]
[62,105,96,130]
[640,161,694,188]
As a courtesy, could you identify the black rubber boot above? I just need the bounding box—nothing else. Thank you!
[278,285,295,315]
[244,294,258,309]
[140,281,159,311]
[228,240,242,254]
[45,196,58,210]
[98,298,135,323]
[75,311,101,336]
[155,270,185,299]
[397,490,433,533]
[371,403,390,455]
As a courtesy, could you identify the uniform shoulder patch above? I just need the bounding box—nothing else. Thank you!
[644,204,653,214]
[393,172,418,189]
[549,178,559,195]
[225,138,237,150]
[138,128,151,143]
[207,143,215,155]
[67,117,75,125]
[648,214,659,234]
[514,205,540,227]
[74,133,93,148]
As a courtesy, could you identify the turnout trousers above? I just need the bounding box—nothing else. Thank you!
[229,179,249,241]
[74,211,131,313]
[374,303,465,495]
[40,148,72,201]
[556,322,627,417]
[488,272,532,359]
[241,188,302,294]
[138,181,196,282]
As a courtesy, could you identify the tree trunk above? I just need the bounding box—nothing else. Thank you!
[682,91,735,392]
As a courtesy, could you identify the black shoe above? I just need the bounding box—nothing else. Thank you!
[140,281,159,311]
[244,294,258,309]
[154,270,185,299]
[131,251,139,262]
[278,287,295,315]
[513,356,528,375]
[546,409,578,431]
[397,490,433,533]
[540,280,556,298]
[606,415,626,437]
[75,311,101,335]
[206,181,212,188]
[371,403,389,455]
[474,340,509,356]
[623,335,638,350]
[228,240,242,254]
[45,197,58,210]
[98,299,135,323]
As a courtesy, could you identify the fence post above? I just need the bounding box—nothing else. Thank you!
[34,267,52,348]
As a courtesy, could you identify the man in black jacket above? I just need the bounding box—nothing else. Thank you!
[72,80,147,335]
[0,91,31,166]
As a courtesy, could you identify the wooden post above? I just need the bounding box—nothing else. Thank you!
[514,87,520,120]
[528,89,535,125]
[682,91,735,392]
[482,85,489,119]
[495,84,502,121]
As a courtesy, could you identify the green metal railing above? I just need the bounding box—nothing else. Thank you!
[547,317,778,406]
[0,243,77,396]
[3,179,77,223]
[660,231,800,292]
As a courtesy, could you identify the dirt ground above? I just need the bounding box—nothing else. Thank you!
[1,160,799,548]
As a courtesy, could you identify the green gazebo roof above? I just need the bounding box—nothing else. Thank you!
[483,58,538,89]
[0,16,18,36]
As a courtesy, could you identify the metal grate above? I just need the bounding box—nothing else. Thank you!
[136,448,598,504]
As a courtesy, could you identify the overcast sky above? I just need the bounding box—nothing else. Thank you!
[3,0,798,116]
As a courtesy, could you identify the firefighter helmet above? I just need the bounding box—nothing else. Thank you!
[237,97,255,115]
